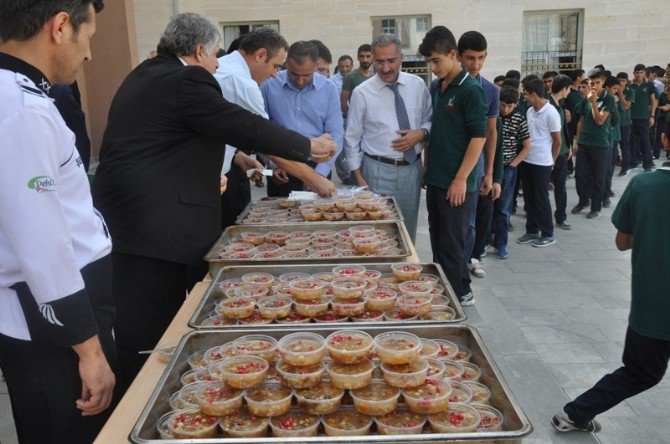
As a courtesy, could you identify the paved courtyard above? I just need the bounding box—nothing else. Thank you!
[1,168,668,443]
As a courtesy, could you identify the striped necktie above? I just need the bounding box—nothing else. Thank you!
[388,83,417,164]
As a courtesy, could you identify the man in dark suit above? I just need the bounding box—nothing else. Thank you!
[92,13,336,393]
[50,82,92,171]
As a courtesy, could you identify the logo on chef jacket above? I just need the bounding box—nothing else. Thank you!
[28,176,56,193]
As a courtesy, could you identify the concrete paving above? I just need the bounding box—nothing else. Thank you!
[2,167,668,443]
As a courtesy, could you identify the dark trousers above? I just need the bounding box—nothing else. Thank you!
[221,163,251,229]
[0,255,120,444]
[565,327,670,425]
[267,172,332,198]
[604,141,618,198]
[652,110,662,158]
[471,193,494,260]
[630,118,654,169]
[112,253,207,394]
[520,163,553,238]
[491,165,517,250]
[426,186,476,299]
[620,124,632,172]
[575,144,609,212]
[551,153,568,224]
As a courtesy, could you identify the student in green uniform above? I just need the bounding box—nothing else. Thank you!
[616,72,635,175]
[552,124,670,433]
[658,85,670,158]
[628,64,658,171]
[571,68,615,219]
[548,74,572,229]
[340,44,373,117]
[603,76,621,207]
[419,25,487,307]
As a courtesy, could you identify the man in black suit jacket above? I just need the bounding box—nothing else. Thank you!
[92,13,336,392]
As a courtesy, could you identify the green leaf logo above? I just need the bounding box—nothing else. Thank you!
[28,175,56,193]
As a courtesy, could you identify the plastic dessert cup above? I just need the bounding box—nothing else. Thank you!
[352,237,383,254]
[335,199,357,212]
[350,381,400,416]
[460,362,482,382]
[354,191,374,200]
[381,359,429,388]
[428,402,480,433]
[419,339,440,359]
[201,316,238,327]
[447,381,473,403]
[473,403,504,431]
[454,344,473,362]
[391,263,423,282]
[233,285,270,300]
[213,356,269,388]
[426,358,447,380]
[244,382,293,417]
[323,408,373,436]
[295,382,344,415]
[203,345,226,365]
[195,382,244,416]
[265,232,289,246]
[364,289,397,311]
[269,410,319,438]
[351,310,384,322]
[278,272,311,283]
[398,280,433,296]
[326,330,373,363]
[241,272,276,288]
[294,297,329,317]
[403,379,452,414]
[378,274,401,291]
[188,350,207,370]
[330,277,367,300]
[331,298,366,317]
[420,307,457,321]
[323,211,345,221]
[374,408,426,435]
[332,265,366,277]
[345,211,367,221]
[289,279,326,301]
[156,411,175,439]
[284,239,311,251]
[383,310,418,322]
[373,331,421,364]
[257,249,285,260]
[270,283,292,296]
[313,310,349,323]
[442,359,465,381]
[218,407,269,438]
[326,360,374,389]
[256,296,292,319]
[397,294,433,317]
[239,309,273,325]
[167,408,219,439]
[463,381,491,404]
[216,296,255,319]
[278,332,326,366]
[312,271,336,282]
[314,201,336,212]
[367,210,389,220]
[434,339,460,360]
[301,210,323,221]
[276,360,325,388]
[239,232,266,246]
[275,310,311,324]
[232,335,278,362]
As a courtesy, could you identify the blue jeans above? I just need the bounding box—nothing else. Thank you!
[630,119,654,169]
[465,155,485,259]
[491,165,517,250]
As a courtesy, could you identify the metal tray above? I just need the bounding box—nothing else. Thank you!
[204,222,412,275]
[235,197,404,225]
[130,325,532,443]
[189,263,466,329]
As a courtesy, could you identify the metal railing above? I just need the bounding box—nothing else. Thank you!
[521,50,583,76]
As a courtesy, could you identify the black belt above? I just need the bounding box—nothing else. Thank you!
[364,152,421,166]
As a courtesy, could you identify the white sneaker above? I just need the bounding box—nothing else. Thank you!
[459,292,475,306]
[468,258,486,278]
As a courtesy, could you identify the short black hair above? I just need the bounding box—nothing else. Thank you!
[0,0,104,42]
[594,64,605,71]
[457,30,487,54]
[500,86,519,104]
[338,54,353,65]
[634,63,646,72]
[603,70,612,78]
[239,27,289,59]
[569,69,585,82]
[419,26,457,57]
[523,77,545,97]
[287,40,318,65]
[505,70,521,81]
[617,71,629,80]
[551,74,571,93]
[604,76,620,89]
[357,44,372,54]
[587,68,605,79]
[543,70,558,79]
[493,75,506,84]
[227,36,242,53]
[656,66,665,77]
[309,39,332,64]
[215,48,226,58]
[521,74,539,89]
[502,78,520,89]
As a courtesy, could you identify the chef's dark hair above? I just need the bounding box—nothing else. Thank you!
[0,0,104,42]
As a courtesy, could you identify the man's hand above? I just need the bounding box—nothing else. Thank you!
[650,116,655,126]
[304,174,337,198]
[587,90,597,102]
[234,152,263,181]
[72,336,115,416]
[392,129,424,153]
[309,134,337,162]
[564,109,572,124]
[480,174,493,195]
[447,177,467,207]
[272,168,289,184]
[491,183,501,200]
[220,175,228,195]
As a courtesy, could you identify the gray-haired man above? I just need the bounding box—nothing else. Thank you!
[93,13,337,392]
[344,34,432,241]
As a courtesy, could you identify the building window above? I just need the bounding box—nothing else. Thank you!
[381,19,396,35]
[522,10,583,76]
[415,17,430,33]
[220,21,279,52]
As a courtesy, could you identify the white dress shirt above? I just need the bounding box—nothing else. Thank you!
[344,71,432,171]
[525,101,561,166]
[213,51,268,173]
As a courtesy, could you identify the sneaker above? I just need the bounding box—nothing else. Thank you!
[551,409,601,433]
[496,246,509,259]
[459,292,475,306]
[255,180,265,188]
[532,236,556,248]
[517,233,540,244]
[586,211,600,219]
[603,198,611,208]
[617,169,629,177]
[608,190,616,198]
[479,249,487,259]
[571,202,589,214]
[468,258,486,278]
[555,221,572,230]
